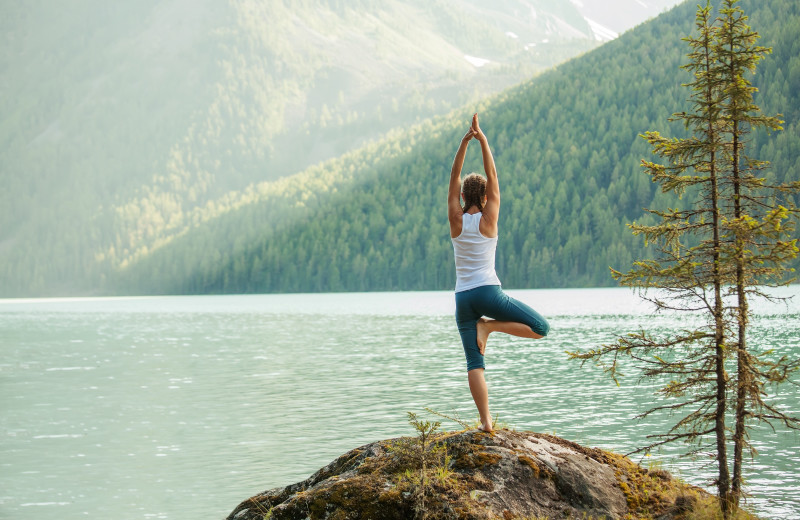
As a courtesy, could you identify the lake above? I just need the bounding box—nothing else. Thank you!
[1,287,798,519]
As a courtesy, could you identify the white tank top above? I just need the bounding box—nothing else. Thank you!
[451,212,501,292]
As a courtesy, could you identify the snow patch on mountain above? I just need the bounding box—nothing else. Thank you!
[463,55,491,67]
[585,18,618,41]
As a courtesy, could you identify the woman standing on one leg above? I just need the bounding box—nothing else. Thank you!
[448,113,550,432]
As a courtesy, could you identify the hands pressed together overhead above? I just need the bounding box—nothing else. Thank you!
[462,113,486,143]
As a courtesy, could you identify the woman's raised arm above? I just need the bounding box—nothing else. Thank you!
[472,114,499,237]
[448,125,476,238]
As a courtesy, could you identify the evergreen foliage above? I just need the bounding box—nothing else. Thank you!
[713,0,800,511]
[0,0,602,297]
[114,0,799,296]
[570,1,799,516]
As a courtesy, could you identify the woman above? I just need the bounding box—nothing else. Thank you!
[448,113,550,432]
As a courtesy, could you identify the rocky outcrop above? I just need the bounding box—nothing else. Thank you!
[227,429,707,520]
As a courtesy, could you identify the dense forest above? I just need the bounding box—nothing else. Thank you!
[2,0,621,297]
[111,0,800,295]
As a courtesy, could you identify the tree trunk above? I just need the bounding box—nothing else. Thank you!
[707,36,731,518]
[715,338,732,517]
[731,112,748,512]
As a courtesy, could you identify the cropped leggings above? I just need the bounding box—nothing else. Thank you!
[455,284,550,371]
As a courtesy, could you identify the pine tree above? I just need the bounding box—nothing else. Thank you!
[571,3,736,509]
[714,0,800,511]
[571,2,800,517]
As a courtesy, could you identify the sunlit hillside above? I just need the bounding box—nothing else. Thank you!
[112,0,800,295]
[2,0,668,297]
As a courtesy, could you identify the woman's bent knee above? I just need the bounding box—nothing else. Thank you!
[536,317,550,337]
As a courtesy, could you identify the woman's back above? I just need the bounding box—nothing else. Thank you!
[451,212,501,292]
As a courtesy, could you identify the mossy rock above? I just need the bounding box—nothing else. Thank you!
[227,429,718,520]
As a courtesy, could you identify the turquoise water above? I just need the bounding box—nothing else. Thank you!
[1,287,798,519]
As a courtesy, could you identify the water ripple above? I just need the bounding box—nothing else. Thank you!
[1,289,798,519]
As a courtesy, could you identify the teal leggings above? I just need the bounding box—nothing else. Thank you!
[455,285,550,371]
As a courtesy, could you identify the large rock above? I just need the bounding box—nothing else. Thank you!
[227,429,706,520]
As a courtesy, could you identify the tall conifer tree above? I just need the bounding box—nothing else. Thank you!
[571,2,736,509]
[714,0,800,510]
[572,1,799,516]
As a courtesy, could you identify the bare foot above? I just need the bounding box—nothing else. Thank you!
[476,318,491,355]
[478,423,493,433]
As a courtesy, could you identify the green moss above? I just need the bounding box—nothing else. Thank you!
[517,454,552,480]
[300,476,408,519]
[454,445,503,470]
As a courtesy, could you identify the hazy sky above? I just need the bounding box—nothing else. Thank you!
[570,0,687,33]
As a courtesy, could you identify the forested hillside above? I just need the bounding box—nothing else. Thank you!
[2,0,624,297]
[113,0,800,295]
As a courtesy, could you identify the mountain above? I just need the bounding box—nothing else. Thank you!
[110,0,800,295]
[2,0,666,297]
